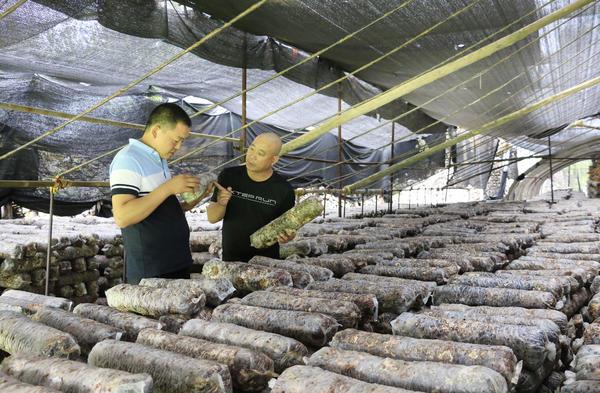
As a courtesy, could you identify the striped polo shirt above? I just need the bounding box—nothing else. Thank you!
[109,139,192,284]
[110,139,171,196]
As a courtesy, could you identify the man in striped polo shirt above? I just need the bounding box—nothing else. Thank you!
[109,103,210,284]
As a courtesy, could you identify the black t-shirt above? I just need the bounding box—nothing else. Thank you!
[119,195,192,284]
[212,166,295,262]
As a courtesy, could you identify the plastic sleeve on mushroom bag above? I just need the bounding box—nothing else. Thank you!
[136,328,274,392]
[201,260,292,294]
[270,365,420,393]
[330,329,520,386]
[307,278,426,314]
[240,290,360,328]
[433,285,557,309]
[267,286,378,322]
[1,354,153,393]
[212,303,338,348]
[88,339,232,393]
[105,284,205,317]
[140,277,235,307]
[0,311,80,358]
[31,307,123,355]
[391,312,556,370]
[250,198,323,249]
[180,319,307,373]
[307,347,507,393]
[0,370,62,393]
[1,290,73,311]
[72,303,161,341]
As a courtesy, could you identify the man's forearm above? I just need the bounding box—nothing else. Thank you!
[206,202,226,223]
[115,185,171,227]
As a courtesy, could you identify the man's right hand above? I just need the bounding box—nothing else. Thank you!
[214,182,233,206]
[167,174,200,195]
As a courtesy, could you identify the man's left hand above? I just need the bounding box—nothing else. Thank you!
[277,229,296,244]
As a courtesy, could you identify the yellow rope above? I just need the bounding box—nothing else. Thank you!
[345,75,600,192]
[211,0,561,177]
[0,102,238,142]
[50,0,417,177]
[281,0,595,155]
[0,0,267,162]
[288,8,596,183]
[170,0,483,165]
[0,0,27,21]
[186,0,418,120]
[316,28,600,188]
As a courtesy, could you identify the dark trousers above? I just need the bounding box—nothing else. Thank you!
[158,266,191,279]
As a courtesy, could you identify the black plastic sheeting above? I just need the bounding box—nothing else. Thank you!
[0,0,439,139]
[193,0,600,139]
[0,74,443,216]
[2,0,598,214]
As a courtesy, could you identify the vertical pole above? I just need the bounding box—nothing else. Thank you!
[123,249,127,283]
[408,187,412,209]
[337,84,343,218]
[397,190,401,210]
[343,197,346,218]
[388,123,395,213]
[361,192,365,216]
[322,191,327,218]
[548,136,555,204]
[45,189,55,296]
[374,191,378,213]
[240,33,248,163]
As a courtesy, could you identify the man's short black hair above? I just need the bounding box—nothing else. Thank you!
[145,103,191,131]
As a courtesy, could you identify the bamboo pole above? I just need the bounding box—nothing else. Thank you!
[280,0,593,156]
[344,75,600,192]
[0,180,109,188]
[0,0,27,21]
[0,102,239,142]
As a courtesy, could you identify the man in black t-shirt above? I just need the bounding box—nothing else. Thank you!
[207,132,296,262]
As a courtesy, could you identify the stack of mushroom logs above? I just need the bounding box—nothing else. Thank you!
[1,198,600,392]
[0,217,126,301]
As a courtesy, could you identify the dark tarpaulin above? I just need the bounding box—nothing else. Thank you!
[0,74,444,216]
[18,0,439,132]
